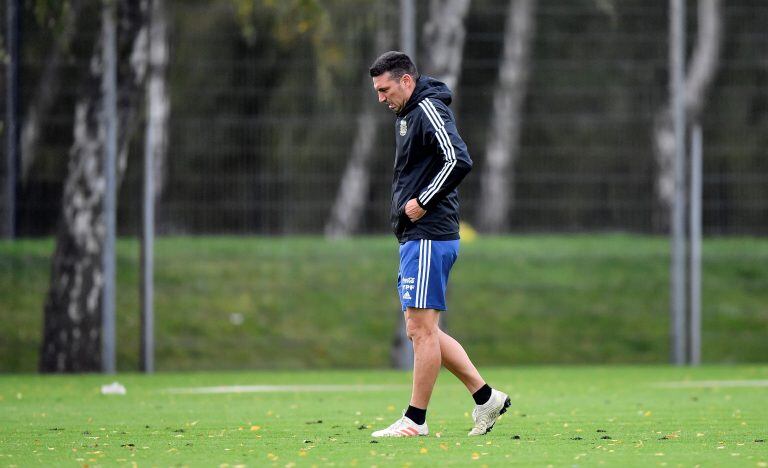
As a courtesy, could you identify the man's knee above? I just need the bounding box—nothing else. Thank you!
[405,309,439,342]
[406,321,434,341]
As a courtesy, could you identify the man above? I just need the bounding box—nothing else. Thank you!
[369,51,510,438]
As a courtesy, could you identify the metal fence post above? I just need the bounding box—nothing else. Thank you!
[101,0,117,374]
[689,124,702,365]
[670,0,687,366]
[394,0,416,371]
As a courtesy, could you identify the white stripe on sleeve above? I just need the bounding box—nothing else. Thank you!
[417,99,457,205]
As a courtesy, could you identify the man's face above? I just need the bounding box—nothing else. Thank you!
[373,72,412,114]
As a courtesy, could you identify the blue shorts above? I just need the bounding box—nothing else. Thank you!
[397,239,460,311]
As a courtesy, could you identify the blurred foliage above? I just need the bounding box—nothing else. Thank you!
[229,0,365,103]
[29,0,71,35]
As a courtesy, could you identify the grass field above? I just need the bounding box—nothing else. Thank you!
[2,235,768,372]
[1,366,767,466]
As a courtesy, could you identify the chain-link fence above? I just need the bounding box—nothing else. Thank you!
[3,0,767,236]
[1,0,767,372]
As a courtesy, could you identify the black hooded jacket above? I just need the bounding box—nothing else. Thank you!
[390,75,473,243]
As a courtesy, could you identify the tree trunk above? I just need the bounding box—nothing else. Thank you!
[324,7,393,238]
[40,0,148,373]
[653,0,723,230]
[421,0,471,91]
[323,90,381,238]
[145,0,170,200]
[412,0,472,340]
[20,0,82,182]
[478,0,536,233]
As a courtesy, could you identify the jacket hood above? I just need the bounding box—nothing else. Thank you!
[398,75,453,117]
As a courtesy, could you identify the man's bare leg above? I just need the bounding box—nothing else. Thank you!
[438,328,511,436]
[405,307,441,409]
[438,329,485,394]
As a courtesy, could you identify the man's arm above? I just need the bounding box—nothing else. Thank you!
[415,98,473,212]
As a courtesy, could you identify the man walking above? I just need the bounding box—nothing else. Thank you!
[369,51,510,438]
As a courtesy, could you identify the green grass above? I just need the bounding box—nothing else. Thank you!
[2,235,768,372]
[1,366,767,466]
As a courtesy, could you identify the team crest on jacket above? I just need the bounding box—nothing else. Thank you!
[399,118,408,136]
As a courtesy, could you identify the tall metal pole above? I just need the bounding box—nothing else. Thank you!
[141,95,156,374]
[669,0,687,366]
[400,0,416,60]
[141,0,167,374]
[394,0,416,370]
[4,0,20,239]
[101,0,118,374]
[689,124,702,365]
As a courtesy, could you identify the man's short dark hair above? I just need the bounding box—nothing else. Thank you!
[369,51,418,80]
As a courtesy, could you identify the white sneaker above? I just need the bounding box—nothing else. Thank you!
[468,389,511,436]
[371,415,428,438]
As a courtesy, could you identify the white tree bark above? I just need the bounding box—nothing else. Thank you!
[324,7,393,238]
[653,0,723,229]
[478,0,536,233]
[145,0,170,199]
[421,0,472,90]
[40,0,149,373]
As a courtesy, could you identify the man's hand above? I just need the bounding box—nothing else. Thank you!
[405,198,426,222]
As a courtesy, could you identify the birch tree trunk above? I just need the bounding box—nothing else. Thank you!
[421,0,471,90]
[324,8,393,238]
[40,0,148,373]
[401,0,472,352]
[145,0,170,200]
[478,0,536,233]
[653,0,723,230]
[21,0,82,182]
